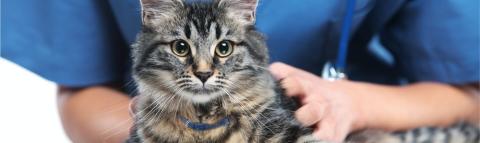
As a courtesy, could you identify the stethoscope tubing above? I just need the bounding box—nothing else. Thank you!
[322,0,355,81]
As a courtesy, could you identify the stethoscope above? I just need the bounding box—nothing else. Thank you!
[321,0,356,81]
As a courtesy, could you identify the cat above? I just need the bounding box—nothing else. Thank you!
[128,0,320,142]
[127,0,480,143]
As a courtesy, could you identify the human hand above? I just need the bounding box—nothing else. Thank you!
[269,62,367,142]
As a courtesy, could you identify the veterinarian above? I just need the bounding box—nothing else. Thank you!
[3,0,479,142]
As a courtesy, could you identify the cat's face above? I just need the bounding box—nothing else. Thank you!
[133,0,268,103]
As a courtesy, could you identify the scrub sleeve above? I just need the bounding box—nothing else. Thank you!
[381,0,480,84]
[2,0,130,87]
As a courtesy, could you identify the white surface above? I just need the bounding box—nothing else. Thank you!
[0,58,71,143]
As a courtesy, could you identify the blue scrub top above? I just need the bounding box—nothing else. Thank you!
[2,0,479,88]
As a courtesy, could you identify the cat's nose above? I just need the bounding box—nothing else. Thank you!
[194,71,213,83]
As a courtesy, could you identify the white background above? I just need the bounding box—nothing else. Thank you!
[0,58,71,143]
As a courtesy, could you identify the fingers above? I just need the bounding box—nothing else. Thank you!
[270,62,350,142]
[281,76,306,97]
[270,62,325,98]
[269,62,307,79]
[295,103,327,126]
[334,118,351,142]
[312,114,350,143]
[314,117,338,143]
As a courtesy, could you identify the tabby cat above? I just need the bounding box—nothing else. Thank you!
[127,0,480,143]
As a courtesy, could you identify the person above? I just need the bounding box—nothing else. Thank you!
[3,0,479,142]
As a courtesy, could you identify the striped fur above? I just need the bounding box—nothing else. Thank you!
[130,0,323,142]
[348,122,480,143]
[128,0,480,143]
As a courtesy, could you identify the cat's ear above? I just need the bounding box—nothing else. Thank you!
[217,0,259,25]
[139,0,184,27]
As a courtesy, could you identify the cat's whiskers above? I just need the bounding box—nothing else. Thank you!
[157,80,189,125]
[149,90,177,125]
[133,82,176,118]
[126,83,185,141]
[101,82,177,142]
[152,84,186,125]
[110,89,172,143]
[138,83,183,125]
[173,88,186,125]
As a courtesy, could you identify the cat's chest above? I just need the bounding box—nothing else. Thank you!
[143,115,252,143]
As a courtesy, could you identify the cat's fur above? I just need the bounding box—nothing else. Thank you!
[128,0,319,142]
[127,0,480,142]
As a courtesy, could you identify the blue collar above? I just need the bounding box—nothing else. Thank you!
[178,116,230,131]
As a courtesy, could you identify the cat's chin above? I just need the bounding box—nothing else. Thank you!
[181,92,222,103]
[183,86,221,103]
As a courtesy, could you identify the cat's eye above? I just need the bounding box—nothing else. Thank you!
[171,40,190,57]
[215,40,234,57]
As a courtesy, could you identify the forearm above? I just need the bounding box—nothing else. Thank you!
[57,86,133,143]
[356,82,479,131]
